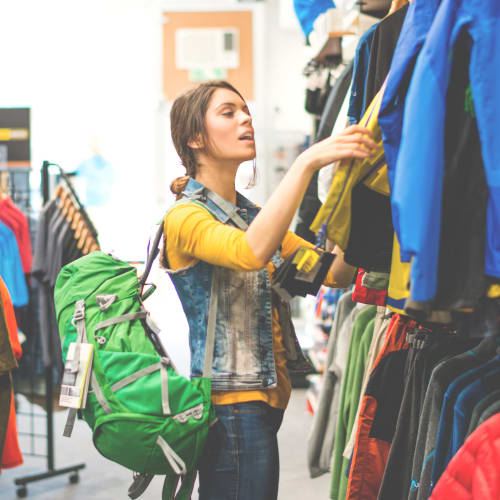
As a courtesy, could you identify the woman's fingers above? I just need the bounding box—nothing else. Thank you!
[318,126,378,150]
[301,125,379,170]
[334,144,374,158]
[335,134,378,150]
[342,125,374,137]
[332,140,377,154]
[335,126,377,144]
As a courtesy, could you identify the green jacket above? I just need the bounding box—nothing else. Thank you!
[330,306,377,500]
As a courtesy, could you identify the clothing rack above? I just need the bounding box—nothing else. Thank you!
[41,161,98,240]
[13,161,86,498]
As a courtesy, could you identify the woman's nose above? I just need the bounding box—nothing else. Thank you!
[239,110,252,125]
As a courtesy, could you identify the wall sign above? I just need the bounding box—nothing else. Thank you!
[163,11,254,100]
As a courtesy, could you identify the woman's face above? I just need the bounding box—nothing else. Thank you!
[200,88,256,164]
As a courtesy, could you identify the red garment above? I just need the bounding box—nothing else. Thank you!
[0,277,23,469]
[0,198,33,273]
[346,314,416,500]
[2,389,22,469]
[352,269,387,306]
[430,413,500,500]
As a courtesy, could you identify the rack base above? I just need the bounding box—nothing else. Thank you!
[14,463,86,498]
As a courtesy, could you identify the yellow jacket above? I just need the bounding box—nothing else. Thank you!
[310,90,390,249]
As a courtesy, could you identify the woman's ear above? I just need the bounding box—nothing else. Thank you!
[188,134,203,150]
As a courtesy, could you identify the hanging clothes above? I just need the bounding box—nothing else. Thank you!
[294,0,336,39]
[389,24,489,314]
[344,313,413,500]
[342,307,392,460]
[0,297,17,421]
[351,270,388,307]
[429,413,500,500]
[318,81,353,205]
[296,62,355,244]
[408,337,500,500]
[378,0,439,194]
[363,3,409,110]
[429,354,500,494]
[308,291,359,477]
[0,277,23,470]
[316,62,354,143]
[0,197,33,273]
[466,388,500,438]
[310,89,393,273]
[32,186,99,371]
[330,305,376,500]
[302,1,500,498]
[391,0,500,302]
[347,23,379,125]
[474,399,500,430]
[0,221,28,307]
[377,330,479,500]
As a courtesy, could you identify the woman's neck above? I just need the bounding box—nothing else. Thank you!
[195,160,238,205]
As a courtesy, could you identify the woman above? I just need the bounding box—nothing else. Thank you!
[163,80,375,500]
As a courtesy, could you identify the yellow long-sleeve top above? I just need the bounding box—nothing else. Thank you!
[164,202,340,410]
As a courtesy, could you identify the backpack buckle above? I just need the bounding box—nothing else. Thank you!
[71,309,85,326]
[72,301,86,325]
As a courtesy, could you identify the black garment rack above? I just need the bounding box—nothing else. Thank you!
[13,160,96,497]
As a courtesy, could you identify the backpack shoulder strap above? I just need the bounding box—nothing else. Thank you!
[139,198,218,289]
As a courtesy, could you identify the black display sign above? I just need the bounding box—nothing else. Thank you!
[0,108,30,168]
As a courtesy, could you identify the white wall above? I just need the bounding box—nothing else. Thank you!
[0,0,164,259]
[0,0,314,256]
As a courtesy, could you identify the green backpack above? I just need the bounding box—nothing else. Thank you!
[54,225,217,500]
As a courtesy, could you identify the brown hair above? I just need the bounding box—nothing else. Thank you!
[169,80,257,200]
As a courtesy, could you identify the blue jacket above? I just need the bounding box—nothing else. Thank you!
[347,23,378,125]
[430,355,500,494]
[0,221,28,307]
[451,365,500,461]
[165,178,310,391]
[391,0,500,301]
[378,0,440,197]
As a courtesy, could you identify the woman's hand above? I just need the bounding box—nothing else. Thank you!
[296,125,377,172]
[245,127,376,265]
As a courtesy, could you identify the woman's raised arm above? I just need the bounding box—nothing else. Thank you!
[246,125,376,265]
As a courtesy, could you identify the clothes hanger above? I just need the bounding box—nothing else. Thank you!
[83,235,93,255]
[89,241,100,253]
[0,172,10,200]
[61,195,73,218]
[77,227,89,250]
[388,0,408,15]
[74,219,85,241]
[71,211,82,231]
[53,184,64,200]
[58,188,70,209]
[65,204,76,224]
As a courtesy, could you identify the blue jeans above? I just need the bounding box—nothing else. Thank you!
[198,401,285,500]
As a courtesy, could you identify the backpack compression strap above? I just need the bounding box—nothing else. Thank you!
[63,300,88,438]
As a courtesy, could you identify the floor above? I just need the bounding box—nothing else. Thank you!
[1,389,332,500]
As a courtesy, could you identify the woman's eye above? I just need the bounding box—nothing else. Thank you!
[222,112,233,117]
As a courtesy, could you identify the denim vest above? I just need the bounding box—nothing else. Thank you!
[164,178,311,391]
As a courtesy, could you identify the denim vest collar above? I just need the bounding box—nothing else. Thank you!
[181,177,259,228]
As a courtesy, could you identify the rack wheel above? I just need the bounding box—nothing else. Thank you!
[69,473,80,484]
[17,486,27,498]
